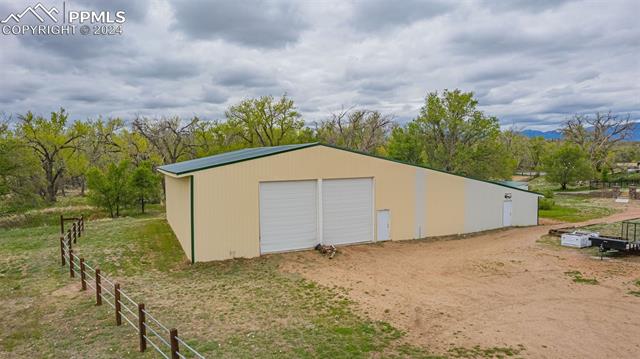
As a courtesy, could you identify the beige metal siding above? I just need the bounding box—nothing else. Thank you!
[423,170,467,237]
[164,175,192,262]
[510,189,539,226]
[165,144,539,262]
[192,145,431,261]
[464,178,539,232]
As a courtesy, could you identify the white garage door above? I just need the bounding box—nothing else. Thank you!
[259,181,318,254]
[322,178,373,246]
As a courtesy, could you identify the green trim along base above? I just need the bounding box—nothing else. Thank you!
[190,175,195,264]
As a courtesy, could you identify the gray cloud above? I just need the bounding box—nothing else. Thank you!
[113,58,201,80]
[481,0,576,13]
[170,0,307,48]
[0,0,637,129]
[214,66,279,88]
[351,0,453,31]
[73,0,150,22]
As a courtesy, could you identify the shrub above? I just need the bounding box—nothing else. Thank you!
[539,198,555,210]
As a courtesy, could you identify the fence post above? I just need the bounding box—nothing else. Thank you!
[60,214,64,234]
[170,328,179,359]
[114,283,122,326]
[80,258,86,290]
[73,222,77,243]
[138,303,146,352]
[67,233,72,253]
[77,219,81,238]
[69,249,75,278]
[60,236,66,266]
[95,268,102,306]
[81,214,84,233]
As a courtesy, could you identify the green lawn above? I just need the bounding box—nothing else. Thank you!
[538,195,619,223]
[1,200,521,358]
[528,176,590,193]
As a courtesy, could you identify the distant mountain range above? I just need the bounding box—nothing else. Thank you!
[520,129,564,140]
[520,123,640,141]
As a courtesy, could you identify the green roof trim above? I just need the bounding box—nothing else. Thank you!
[157,142,318,175]
[158,142,543,196]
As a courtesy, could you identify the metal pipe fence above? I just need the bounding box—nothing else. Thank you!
[56,215,206,358]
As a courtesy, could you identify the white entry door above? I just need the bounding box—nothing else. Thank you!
[322,178,373,246]
[503,200,512,227]
[377,210,390,241]
[259,181,317,253]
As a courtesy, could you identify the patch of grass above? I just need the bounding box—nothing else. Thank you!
[539,195,618,222]
[448,344,526,358]
[581,219,640,239]
[564,270,599,285]
[536,235,562,248]
[528,176,589,193]
[1,206,445,358]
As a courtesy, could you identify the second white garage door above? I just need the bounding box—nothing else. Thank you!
[259,180,318,254]
[322,178,373,245]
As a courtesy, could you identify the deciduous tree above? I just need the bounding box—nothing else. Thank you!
[562,111,635,172]
[315,108,393,154]
[16,109,87,202]
[224,95,308,147]
[543,143,592,190]
[412,89,513,179]
[129,161,160,213]
[86,160,132,217]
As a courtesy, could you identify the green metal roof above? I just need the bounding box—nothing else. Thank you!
[157,142,318,175]
[157,142,542,196]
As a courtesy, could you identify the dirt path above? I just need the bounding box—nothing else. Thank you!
[282,204,640,358]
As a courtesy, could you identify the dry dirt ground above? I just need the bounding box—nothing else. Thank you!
[282,202,640,359]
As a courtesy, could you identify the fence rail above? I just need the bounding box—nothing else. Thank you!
[57,215,205,359]
[589,180,640,189]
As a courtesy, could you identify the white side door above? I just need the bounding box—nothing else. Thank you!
[322,178,373,246]
[259,181,317,253]
[377,210,390,241]
[503,200,512,227]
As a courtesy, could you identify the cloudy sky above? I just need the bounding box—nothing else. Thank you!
[0,0,638,129]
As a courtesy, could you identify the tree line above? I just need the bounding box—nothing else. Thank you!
[0,89,636,215]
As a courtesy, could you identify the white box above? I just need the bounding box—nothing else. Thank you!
[561,231,597,248]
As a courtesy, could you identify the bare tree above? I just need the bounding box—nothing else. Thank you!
[315,108,394,153]
[562,111,635,171]
[132,116,199,164]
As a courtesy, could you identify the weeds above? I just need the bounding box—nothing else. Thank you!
[564,271,598,285]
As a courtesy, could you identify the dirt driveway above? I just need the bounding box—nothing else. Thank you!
[282,203,640,358]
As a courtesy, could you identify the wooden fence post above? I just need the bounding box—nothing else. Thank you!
[67,233,72,253]
[69,249,75,278]
[95,269,102,306]
[80,258,86,290]
[81,215,84,233]
[60,236,66,266]
[169,328,180,359]
[138,303,146,352]
[60,214,64,234]
[77,219,81,238]
[114,283,122,326]
[72,222,77,243]
[170,328,179,359]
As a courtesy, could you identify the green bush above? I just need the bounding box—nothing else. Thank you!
[539,198,555,210]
